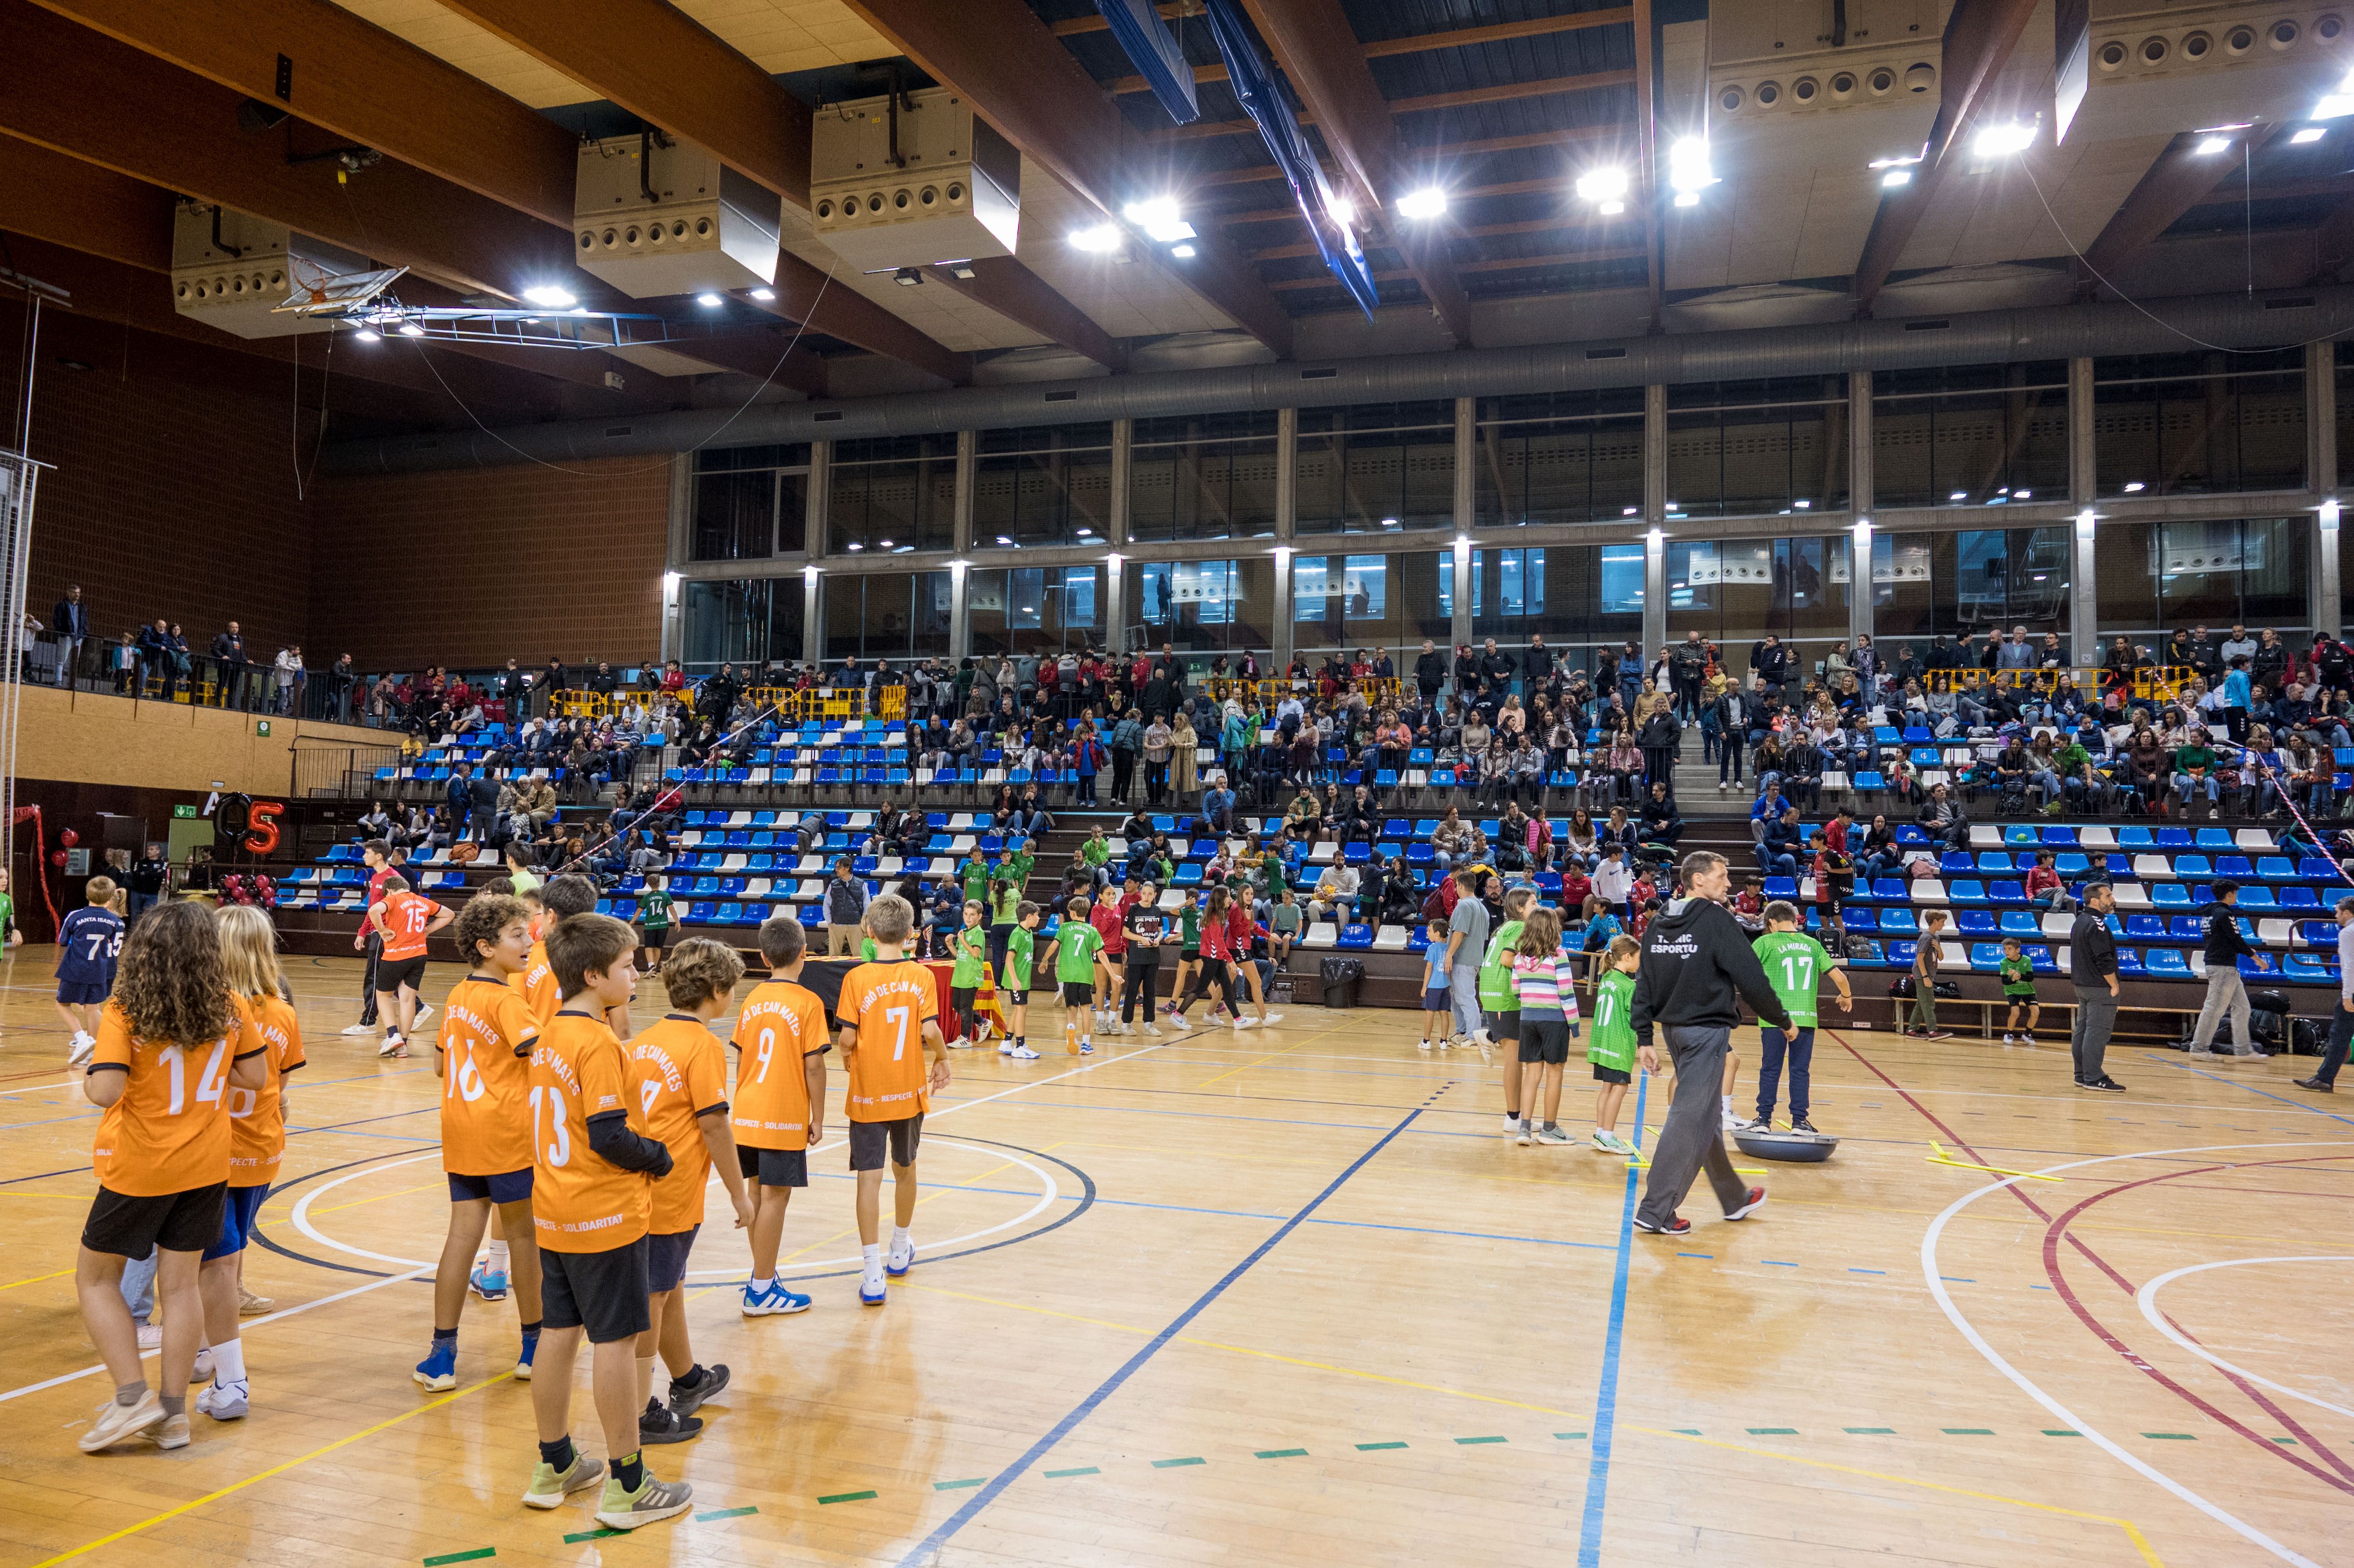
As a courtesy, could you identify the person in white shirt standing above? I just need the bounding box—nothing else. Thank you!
[2294,895,2354,1093]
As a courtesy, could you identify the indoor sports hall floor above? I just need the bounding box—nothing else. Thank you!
[1,951,2348,1568]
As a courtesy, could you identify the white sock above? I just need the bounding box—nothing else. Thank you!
[749,1275,775,1293]
[1720,1095,1732,1115]
[487,1240,509,1272]
[892,1226,911,1251]
[860,1244,882,1276]
[211,1338,246,1384]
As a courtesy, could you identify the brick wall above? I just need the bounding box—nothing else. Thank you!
[306,456,671,670]
[6,306,314,659]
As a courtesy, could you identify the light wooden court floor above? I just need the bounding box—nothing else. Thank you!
[0,948,2348,1567]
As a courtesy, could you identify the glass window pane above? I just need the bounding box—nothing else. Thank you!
[690,471,777,561]
[1296,401,1457,534]
[1664,376,1849,519]
[1871,362,2068,509]
[822,571,951,663]
[970,566,1105,658]
[680,578,804,673]
[2094,351,2305,499]
[974,424,1115,548]
[1474,389,1644,527]
[827,436,956,555]
[1126,558,1276,652]
[1129,412,1280,542]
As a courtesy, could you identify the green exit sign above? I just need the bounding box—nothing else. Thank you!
[172,804,197,819]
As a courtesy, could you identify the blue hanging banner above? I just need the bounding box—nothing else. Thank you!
[1200,0,1378,319]
[1092,0,1199,125]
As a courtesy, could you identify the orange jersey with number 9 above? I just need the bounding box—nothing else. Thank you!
[89,996,267,1197]
[834,960,937,1123]
[728,978,831,1149]
[226,992,306,1185]
[527,1012,652,1249]
[436,976,542,1176]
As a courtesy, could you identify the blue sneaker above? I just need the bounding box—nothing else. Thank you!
[858,1275,887,1306]
[412,1340,457,1391]
[740,1282,812,1317]
[468,1262,508,1302]
[1079,1043,1094,1055]
[515,1329,540,1381]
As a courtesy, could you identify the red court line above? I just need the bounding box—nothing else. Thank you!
[1828,1029,2354,1490]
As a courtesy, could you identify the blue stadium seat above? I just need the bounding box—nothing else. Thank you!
[1872,878,1911,901]
[1763,877,1799,900]
[1337,924,1375,950]
[2284,953,2338,983]
[1998,910,2041,937]
[1987,880,2026,906]
[1940,851,1973,876]
[1977,852,2017,873]
[2235,885,2277,911]
[2124,915,2166,940]
[1879,908,1917,936]
[1955,910,1997,937]
[2150,883,2191,911]
[2118,827,2153,848]
[2143,947,2191,977]
[2173,854,2212,879]
[2004,825,2039,846]
[2214,855,2254,879]
[2026,945,2057,973]
[1885,940,1917,969]
[2115,948,2146,976]
[1850,938,1887,968]
[1969,943,2006,973]
[2166,916,2206,941]
[2154,827,2192,850]
[2040,826,2077,846]
[2278,886,2321,912]
[1949,880,1989,905]
[1840,907,1877,933]
[2195,828,2233,850]
[2254,856,2297,881]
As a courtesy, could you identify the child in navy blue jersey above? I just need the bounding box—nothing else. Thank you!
[58,875,125,1067]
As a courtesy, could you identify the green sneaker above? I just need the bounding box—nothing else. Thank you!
[594,1471,694,1531]
[521,1452,606,1510]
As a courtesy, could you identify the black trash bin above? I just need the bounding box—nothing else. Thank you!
[1319,957,1365,1009]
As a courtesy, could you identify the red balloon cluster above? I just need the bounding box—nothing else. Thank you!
[217,873,279,910]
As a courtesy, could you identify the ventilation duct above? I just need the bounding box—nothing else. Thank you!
[321,286,2353,474]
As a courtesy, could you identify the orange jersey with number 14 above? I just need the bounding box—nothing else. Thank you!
[834,960,937,1123]
[89,995,267,1197]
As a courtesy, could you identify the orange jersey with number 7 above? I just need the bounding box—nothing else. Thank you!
[834,960,938,1122]
[728,978,831,1149]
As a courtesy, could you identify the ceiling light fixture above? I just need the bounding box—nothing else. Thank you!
[892,268,923,287]
[354,328,380,342]
[1972,121,2037,157]
[397,322,425,337]
[2292,125,2329,143]
[1667,136,1716,204]
[1069,223,1121,252]
[521,284,577,308]
[1171,244,1196,257]
[1882,168,1913,188]
[1396,186,1448,220]
[749,286,776,301]
[2194,134,2232,154]
[1122,196,1195,242]
[1674,190,1699,207]
[2123,481,2147,492]
[1574,166,1630,212]
[1326,194,1357,227]
[696,292,724,307]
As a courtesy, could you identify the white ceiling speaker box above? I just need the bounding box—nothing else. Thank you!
[1708,0,1946,168]
[574,134,782,298]
[2058,2,2350,142]
[810,87,1020,273]
[171,203,365,338]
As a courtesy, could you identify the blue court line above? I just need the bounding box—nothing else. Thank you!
[2150,1054,2354,1130]
[893,1101,1429,1568]
[1578,1072,1647,1568]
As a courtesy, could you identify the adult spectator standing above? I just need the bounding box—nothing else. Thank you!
[1996,626,2036,674]
[1413,638,1448,707]
[211,621,249,710]
[341,840,400,1035]
[2187,880,2259,1058]
[447,762,477,842]
[1479,638,1516,697]
[329,653,357,722]
[587,661,619,696]
[542,655,568,714]
[138,619,175,702]
[825,856,869,957]
[1670,631,1709,723]
[51,584,87,687]
[1630,850,1788,1235]
[1750,633,1791,696]
[700,663,741,731]
[496,658,529,723]
[2069,882,2125,1091]
[125,843,169,925]
[2294,896,2354,1093]
[1441,868,1488,1051]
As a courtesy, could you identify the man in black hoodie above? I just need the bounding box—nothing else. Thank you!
[1631,850,1793,1236]
[2187,879,2260,1058]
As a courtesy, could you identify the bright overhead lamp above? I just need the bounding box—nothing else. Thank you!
[1673,190,1699,207]
[1575,166,1630,206]
[2293,125,2329,143]
[1667,136,1716,196]
[1069,223,1121,252]
[1972,121,2037,157]
[1326,194,1357,227]
[2316,92,2354,119]
[1882,168,1913,188]
[2123,481,2147,493]
[354,328,380,342]
[520,284,577,308]
[397,322,425,337]
[696,292,724,307]
[748,286,776,301]
[1396,186,1448,220]
[2194,134,2232,155]
[1171,244,1196,258]
[1122,196,1194,242]
[1949,490,1968,501]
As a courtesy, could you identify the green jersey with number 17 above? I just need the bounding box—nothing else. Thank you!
[1752,931,1837,1028]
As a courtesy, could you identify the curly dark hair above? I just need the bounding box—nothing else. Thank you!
[453,893,529,967]
[114,900,239,1045]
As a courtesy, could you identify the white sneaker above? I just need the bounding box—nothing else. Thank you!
[1233,1015,1257,1029]
[191,1347,215,1384]
[946,1038,972,1050]
[1472,1027,1495,1050]
[1141,1023,1162,1037]
[377,1034,403,1057]
[1418,1038,1435,1052]
[339,1022,377,1036]
[1260,1012,1284,1026]
[68,1033,94,1067]
[136,1323,161,1350]
[2000,1033,2016,1045]
[1007,1044,1040,1060]
[1719,1106,1742,1131]
[411,1003,433,1027]
[1502,1119,1523,1141]
[1515,1120,1535,1147]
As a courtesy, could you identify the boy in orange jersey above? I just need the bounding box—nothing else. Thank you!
[833,893,950,1306]
[363,874,451,1059]
[74,903,267,1453]
[729,913,830,1317]
[195,905,306,1422]
[624,938,755,1445]
[477,874,604,1305]
[521,912,692,1532]
[414,893,545,1393]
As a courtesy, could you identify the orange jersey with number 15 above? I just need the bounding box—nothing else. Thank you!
[834,960,937,1123]
[728,978,831,1149]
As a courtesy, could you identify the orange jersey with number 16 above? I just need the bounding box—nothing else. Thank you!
[834,960,937,1123]
[728,978,831,1149]
[436,975,542,1177]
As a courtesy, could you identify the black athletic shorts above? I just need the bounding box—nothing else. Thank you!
[646,1225,701,1292]
[737,1146,809,1187]
[538,1237,652,1343]
[1516,1016,1571,1066]
[1061,981,1094,1005]
[1002,988,1029,1008]
[1484,1009,1522,1043]
[1591,1063,1631,1086]
[376,955,428,993]
[447,1168,533,1205]
[83,1182,228,1258]
[847,1114,923,1171]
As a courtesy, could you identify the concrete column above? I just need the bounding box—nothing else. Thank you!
[1642,384,1668,657]
[949,563,971,660]
[1103,554,1126,654]
[1453,396,1474,533]
[2318,502,2344,640]
[1108,417,1132,548]
[953,429,976,555]
[1450,536,1473,652]
[2068,358,2096,505]
[1272,547,1293,671]
[1275,406,1297,540]
[662,453,691,662]
[802,442,827,663]
[1848,369,1873,515]
[2071,508,2100,667]
[1848,518,1873,654]
[2310,343,2340,638]
[802,565,822,667]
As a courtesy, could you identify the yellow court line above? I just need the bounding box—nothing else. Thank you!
[31,1370,513,1567]
[903,1282,2164,1565]
[0,1265,76,1291]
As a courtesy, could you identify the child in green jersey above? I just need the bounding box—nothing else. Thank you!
[1585,934,1644,1155]
[1476,887,1536,1073]
[987,874,1022,985]
[637,874,673,974]
[1036,895,1105,1057]
[1997,936,2039,1045]
[1748,901,1852,1132]
[999,903,1041,1061]
[949,901,989,1047]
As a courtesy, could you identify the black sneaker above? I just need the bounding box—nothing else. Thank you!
[667,1363,729,1417]
[2086,1076,2126,1093]
[639,1400,704,1444]
[2294,1076,2335,1093]
[1790,1117,1819,1134]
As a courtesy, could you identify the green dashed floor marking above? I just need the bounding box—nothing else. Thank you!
[818,1489,878,1505]
[423,1552,495,1566]
[2143,1433,2196,1440]
[1671,1428,1702,1435]
[1152,1456,1206,1468]
[1356,1441,1408,1451]
[1942,1429,1995,1436]
[1747,1428,1799,1435]
[2044,1430,2082,1437]
[1554,1431,1589,1440]
[1845,1427,1895,1434]
[1254,1448,1309,1459]
[695,1507,758,1521]
[1455,1435,1508,1445]
[934,1478,987,1490]
[559,1530,620,1544]
[1045,1467,1100,1479]
[2272,1438,2300,1445]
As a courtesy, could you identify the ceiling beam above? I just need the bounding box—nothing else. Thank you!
[1248,214,1636,261]
[1850,0,2039,310]
[925,259,1126,372]
[1082,4,1633,54]
[1160,68,1636,141]
[1194,124,1636,190]
[25,0,964,382]
[839,0,1294,357]
[0,136,173,270]
[2084,124,2290,278]
[1238,0,1470,344]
